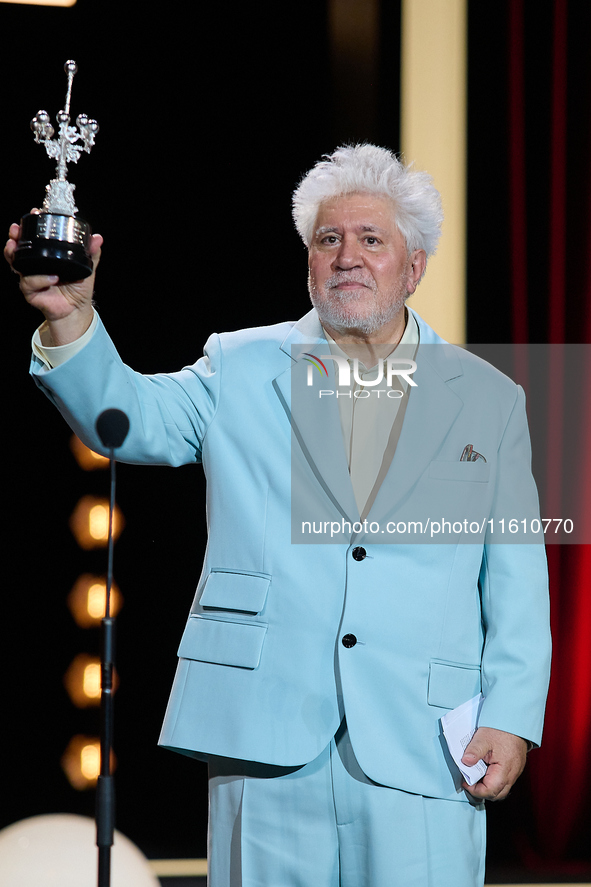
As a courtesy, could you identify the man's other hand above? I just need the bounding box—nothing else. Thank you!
[4,219,103,346]
[461,726,528,801]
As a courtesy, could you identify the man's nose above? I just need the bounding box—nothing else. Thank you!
[333,236,363,269]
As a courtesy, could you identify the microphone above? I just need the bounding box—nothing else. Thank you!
[94,406,129,886]
[96,409,130,450]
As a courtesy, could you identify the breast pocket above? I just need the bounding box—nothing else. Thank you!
[429,461,490,483]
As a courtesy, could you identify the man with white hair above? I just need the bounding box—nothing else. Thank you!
[6,144,550,887]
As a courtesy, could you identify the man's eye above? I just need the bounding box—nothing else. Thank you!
[321,235,338,245]
[364,236,380,245]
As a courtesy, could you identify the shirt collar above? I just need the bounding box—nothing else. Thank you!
[322,308,419,370]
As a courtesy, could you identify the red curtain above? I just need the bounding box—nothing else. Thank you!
[508,0,591,866]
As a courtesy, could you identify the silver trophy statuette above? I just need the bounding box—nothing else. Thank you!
[13,60,99,282]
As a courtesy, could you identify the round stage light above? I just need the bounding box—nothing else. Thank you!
[69,496,125,549]
[70,434,109,470]
[67,574,123,628]
[0,814,159,886]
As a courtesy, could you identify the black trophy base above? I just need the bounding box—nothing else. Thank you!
[13,212,93,282]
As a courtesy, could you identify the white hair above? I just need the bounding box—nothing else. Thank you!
[292,144,443,257]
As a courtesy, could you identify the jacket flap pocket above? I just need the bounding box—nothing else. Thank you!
[429,461,490,483]
[200,570,271,614]
[427,660,482,709]
[178,615,267,669]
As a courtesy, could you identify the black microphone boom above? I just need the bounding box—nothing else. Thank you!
[96,409,130,450]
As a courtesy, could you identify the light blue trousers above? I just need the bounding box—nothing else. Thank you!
[208,724,486,887]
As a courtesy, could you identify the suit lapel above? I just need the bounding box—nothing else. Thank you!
[366,341,464,525]
[273,310,359,522]
[272,307,465,527]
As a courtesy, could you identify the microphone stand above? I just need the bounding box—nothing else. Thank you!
[95,410,129,887]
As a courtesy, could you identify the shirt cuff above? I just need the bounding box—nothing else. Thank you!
[32,310,99,369]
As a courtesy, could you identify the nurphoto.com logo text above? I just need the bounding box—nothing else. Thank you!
[303,353,418,398]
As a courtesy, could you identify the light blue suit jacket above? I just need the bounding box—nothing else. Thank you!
[31,307,551,802]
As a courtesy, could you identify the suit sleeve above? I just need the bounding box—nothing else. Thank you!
[477,386,552,746]
[30,315,223,467]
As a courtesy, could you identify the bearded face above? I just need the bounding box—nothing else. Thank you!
[307,193,425,340]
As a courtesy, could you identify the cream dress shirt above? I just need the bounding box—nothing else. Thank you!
[323,311,419,516]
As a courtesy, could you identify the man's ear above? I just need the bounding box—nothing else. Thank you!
[407,249,427,293]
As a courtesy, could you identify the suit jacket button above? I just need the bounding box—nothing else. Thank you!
[342,633,357,648]
[352,546,367,561]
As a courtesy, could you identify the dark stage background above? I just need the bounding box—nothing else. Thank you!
[2,0,591,879]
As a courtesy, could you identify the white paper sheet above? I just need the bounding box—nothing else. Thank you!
[441,693,488,786]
